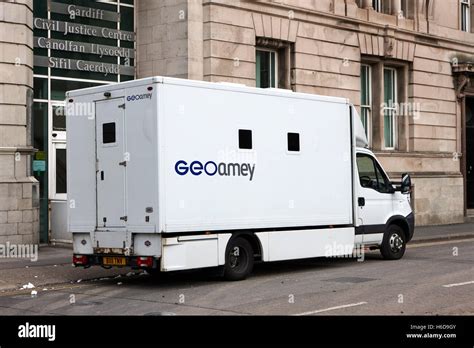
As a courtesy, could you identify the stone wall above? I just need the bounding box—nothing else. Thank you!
[136,0,204,80]
[136,0,189,78]
[0,0,39,245]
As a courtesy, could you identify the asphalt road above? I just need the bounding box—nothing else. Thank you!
[0,239,473,315]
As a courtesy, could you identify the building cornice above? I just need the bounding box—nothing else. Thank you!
[205,0,474,54]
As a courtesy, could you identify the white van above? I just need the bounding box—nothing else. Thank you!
[67,77,414,280]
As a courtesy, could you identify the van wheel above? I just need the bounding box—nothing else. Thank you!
[224,237,254,281]
[380,225,406,260]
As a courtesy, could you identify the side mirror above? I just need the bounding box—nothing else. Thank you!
[401,173,412,194]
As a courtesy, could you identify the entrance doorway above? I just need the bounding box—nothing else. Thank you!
[466,97,474,209]
[50,102,68,243]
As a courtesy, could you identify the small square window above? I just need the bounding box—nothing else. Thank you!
[239,129,252,149]
[103,123,116,144]
[288,133,300,152]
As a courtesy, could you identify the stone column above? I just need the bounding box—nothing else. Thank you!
[362,0,373,9]
[136,0,189,79]
[187,0,204,81]
[333,0,346,16]
[0,0,39,246]
[345,0,359,17]
[392,0,403,17]
[471,2,474,32]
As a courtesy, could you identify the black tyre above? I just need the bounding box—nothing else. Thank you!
[224,237,254,281]
[380,224,406,260]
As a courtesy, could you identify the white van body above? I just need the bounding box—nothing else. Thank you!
[66,77,414,276]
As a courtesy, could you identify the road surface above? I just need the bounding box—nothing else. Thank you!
[0,239,473,315]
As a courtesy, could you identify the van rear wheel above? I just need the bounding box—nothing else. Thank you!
[224,237,254,281]
[380,225,406,260]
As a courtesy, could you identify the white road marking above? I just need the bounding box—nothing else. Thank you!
[443,280,474,288]
[408,238,474,249]
[294,302,367,316]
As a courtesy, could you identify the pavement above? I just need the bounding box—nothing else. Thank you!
[412,221,474,242]
[0,222,473,315]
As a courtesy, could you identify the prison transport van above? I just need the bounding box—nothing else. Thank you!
[67,76,414,280]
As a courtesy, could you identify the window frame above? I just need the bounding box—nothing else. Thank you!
[50,142,67,200]
[256,48,278,89]
[400,0,412,18]
[383,67,398,150]
[373,0,383,12]
[360,64,372,146]
[356,153,393,194]
[461,0,471,32]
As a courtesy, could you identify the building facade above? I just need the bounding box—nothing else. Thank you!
[1,0,474,244]
[136,0,474,226]
[1,0,136,244]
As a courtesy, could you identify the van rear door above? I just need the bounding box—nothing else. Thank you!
[95,98,127,229]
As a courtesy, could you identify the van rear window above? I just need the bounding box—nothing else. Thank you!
[103,123,116,144]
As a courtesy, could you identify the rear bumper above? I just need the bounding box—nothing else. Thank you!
[72,232,162,258]
[406,212,415,242]
[73,254,160,269]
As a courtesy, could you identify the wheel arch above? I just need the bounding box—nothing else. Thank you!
[229,232,263,262]
[385,215,410,242]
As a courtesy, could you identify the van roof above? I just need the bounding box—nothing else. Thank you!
[66,76,350,105]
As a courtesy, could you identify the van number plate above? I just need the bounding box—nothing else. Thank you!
[103,256,127,266]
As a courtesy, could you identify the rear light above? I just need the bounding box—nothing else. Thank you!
[137,256,154,268]
[73,255,89,266]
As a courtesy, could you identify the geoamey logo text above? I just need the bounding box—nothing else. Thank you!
[175,160,256,181]
[126,93,152,102]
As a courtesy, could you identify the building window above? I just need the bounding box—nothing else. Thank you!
[287,133,300,152]
[373,0,383,12]
[383,68,397,150]
[256,49,277,88]
[461,0,471,32]
[401,0,408,18]
[239,129,253,150]
[55,148,67,194]
[360,65,372,144]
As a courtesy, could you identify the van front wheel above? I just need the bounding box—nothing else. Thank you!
[224,237,254,281]
[380,225,406,260]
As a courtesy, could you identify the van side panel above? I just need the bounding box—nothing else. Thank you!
[161,83,353,233]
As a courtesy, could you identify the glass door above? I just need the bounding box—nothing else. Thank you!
[50,142,67,200]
